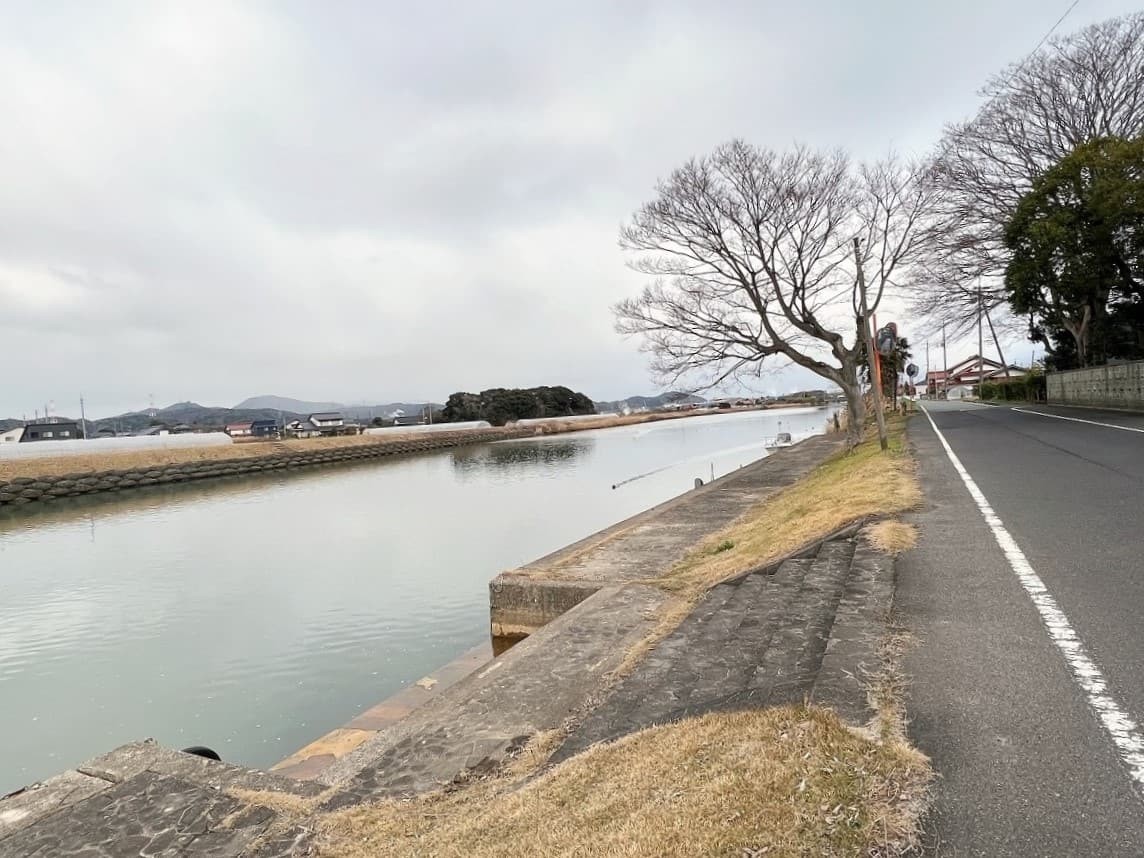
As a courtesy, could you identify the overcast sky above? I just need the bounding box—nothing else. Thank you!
[2,1,1138,418]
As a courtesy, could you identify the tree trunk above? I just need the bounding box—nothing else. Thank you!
[840,360,865,449]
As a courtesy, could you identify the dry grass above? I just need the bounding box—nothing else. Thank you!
[317,705,931,858]
[657,417,919,597]
[865,521,918,556]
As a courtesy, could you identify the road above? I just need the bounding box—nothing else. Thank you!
[899,400,1144,856]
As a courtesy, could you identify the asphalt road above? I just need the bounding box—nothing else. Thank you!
[899,400,1144,856]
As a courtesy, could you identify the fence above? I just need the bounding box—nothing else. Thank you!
[1046,360,1144,409]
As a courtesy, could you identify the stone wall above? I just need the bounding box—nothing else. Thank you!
[1047,360,1144,409]
[0,430,525,509]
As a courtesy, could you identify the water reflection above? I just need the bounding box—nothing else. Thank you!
[450,438,594,476]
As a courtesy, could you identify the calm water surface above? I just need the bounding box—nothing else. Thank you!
[0,408,834,792]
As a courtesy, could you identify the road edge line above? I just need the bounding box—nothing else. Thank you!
[918,404,1144,790]
[1012,406,1144,434]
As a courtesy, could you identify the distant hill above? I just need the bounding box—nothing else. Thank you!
[593,392,707,413]
[234,395,343,413]
[234,395,441,421]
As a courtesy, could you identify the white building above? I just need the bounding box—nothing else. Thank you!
[0,426,24,444]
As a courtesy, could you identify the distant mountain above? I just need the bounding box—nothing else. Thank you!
[1,397,447,436]
[593,392,707,413]
[234,395,441,421]
[234,395,343,413]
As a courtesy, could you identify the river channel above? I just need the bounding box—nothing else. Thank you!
[0,407,835,793]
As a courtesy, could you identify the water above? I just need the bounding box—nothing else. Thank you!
[0,407,834,792]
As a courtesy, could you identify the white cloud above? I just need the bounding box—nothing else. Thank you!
[0,0,1137,417]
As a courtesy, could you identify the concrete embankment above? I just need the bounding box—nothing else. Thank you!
[265,433,845,784]
[0,428,527,509]
[3,430,905,857]
[489,434,843,649]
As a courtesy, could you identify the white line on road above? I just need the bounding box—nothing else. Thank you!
[920,404,1144,791]
[1012,406,1144,434]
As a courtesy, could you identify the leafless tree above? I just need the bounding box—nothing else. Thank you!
[615,141,933,448]
[912,12,1144,336]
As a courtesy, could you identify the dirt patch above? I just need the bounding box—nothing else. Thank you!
[316,705,931,858]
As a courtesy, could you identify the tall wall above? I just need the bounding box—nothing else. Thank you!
[1047,360,1144,409]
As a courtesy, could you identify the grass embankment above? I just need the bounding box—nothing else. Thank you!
[309,417,931,857]
[659,415,918,596]
[317,707,929,858]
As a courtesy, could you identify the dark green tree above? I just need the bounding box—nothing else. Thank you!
[440,386,596,426]
[1003,137,1144,368]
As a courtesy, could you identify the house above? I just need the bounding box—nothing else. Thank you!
[20,421,81,442]
[136,425,170,437]
[250,418,280,438]
[392,414,424,427]
[225,421,254,437]
[1,426,24,444]
[284,419,321,439]
[308,412,345,435]
[927,355,1027,395]
[95,427,118,438]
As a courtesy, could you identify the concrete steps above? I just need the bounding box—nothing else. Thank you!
[552,533,888,762]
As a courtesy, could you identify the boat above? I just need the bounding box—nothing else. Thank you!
[765,432,793,451]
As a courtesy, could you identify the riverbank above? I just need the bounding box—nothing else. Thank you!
[0,417,930,857]
[0,405,804,506]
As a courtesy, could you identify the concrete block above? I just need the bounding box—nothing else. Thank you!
[0,769,110,840]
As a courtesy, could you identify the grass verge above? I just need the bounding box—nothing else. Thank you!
[657,415,918,597]
[316,706,930,858]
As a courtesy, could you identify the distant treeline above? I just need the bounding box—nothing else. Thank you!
[441,386,595,426]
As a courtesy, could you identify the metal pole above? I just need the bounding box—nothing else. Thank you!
[854,237,888,451]
[79,396,88,439]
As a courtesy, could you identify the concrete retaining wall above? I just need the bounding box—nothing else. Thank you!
[0,430,524,509]
[1047,360,1144,409]
[488,579,602,654]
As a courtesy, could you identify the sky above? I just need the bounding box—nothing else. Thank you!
[2,1,1138,419]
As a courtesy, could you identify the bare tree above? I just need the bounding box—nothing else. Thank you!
[615,141,933,448]
[913,12,1144,336]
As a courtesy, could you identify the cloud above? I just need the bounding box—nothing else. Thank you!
[0,0,1136,416]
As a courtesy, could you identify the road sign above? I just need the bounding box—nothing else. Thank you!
[906,363,919,378]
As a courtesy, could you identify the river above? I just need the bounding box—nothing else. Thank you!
[0,407,835,793]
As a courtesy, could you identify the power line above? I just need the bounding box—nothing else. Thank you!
[1030,0,1082,57]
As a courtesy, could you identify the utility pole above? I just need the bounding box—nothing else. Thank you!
[985,306,1008,371]
[926,341,931,397]
[79,396,88,440]
[854,237,888,451]
[978,282,985,394]
[942,323,948,398]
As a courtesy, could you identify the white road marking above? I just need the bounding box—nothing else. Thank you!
[920,404,1144,790]
[1012,406,1144,434]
